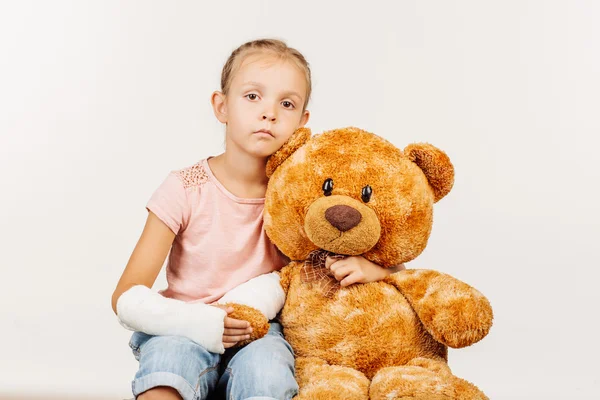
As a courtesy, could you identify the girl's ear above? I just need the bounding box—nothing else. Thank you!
[211,91,227,123]
[403,143,455,202]
[266,127,311,178]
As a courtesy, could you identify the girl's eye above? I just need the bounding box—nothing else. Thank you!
[246,94,258,100]
[282,101,295,109]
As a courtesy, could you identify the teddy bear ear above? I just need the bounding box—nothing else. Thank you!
[266,127,311,178]
[403,143,455,202]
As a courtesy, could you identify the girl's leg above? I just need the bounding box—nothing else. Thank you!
[216,322,298,400]
[138,386,182,400]
[129,332,222,400]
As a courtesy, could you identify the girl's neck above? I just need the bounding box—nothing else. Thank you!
[209,150,269,199]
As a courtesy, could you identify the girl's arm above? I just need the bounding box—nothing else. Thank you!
[111,211,174,314]
[111,212,228,354]
[214,248,290,321]
[216,271,286,320]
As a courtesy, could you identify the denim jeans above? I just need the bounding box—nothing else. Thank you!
[128,322,298,400]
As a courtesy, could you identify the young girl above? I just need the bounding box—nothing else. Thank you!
[112,38,403,400]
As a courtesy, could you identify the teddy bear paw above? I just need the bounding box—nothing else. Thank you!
[223,303,270,347]
[369,360,488,400]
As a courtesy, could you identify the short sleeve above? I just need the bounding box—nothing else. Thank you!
[146,172,189,235]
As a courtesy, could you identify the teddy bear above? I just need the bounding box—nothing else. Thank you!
[260,126,494,400]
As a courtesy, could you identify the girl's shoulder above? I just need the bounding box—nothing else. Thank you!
[174,159,210,189]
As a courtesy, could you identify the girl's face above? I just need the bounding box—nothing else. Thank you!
[212,53,310,158]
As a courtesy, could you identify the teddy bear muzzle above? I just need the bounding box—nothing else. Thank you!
[304,195,381,255]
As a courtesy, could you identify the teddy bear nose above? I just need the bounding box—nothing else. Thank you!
[325,205,362,232]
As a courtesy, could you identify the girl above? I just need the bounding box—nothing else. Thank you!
[112,38,403,400]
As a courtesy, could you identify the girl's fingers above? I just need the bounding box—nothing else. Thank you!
[325,256,342,269]
[224,317,250,330]
[223,334,251,343]
[223,327,253,336]
[340,272,361,287]
[212,304,234,314]
[332,265,353,281]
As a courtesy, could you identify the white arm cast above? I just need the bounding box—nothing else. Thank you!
[116,285,227,354]
[216,272,286,320]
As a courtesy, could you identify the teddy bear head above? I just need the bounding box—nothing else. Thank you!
[264,127,454,267]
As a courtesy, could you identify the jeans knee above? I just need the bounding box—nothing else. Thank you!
[227,348,298,399]
[132,335,221,400]
[227,366,298,400]
[258,333,294,356]
[224,332,298,400]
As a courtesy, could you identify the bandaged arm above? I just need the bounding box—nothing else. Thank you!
[116,285,227,354]
[216,272,286,320]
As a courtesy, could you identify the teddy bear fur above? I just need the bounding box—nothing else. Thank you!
[261,127,493,400]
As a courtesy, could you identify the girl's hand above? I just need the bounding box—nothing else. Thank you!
[326,256,405,287]
[212,305,253,349]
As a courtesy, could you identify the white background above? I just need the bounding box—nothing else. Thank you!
[1,1,599,399]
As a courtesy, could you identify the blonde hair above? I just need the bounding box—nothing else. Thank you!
[220,38,312,112]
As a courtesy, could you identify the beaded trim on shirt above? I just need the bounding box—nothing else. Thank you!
[177,162,209,189]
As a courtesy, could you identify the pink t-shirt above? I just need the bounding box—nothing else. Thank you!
[146,157,287,304]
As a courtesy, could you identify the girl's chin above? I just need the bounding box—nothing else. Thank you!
[244,144,280,158]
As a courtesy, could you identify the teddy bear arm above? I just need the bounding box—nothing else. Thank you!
[277,262,297,296]
[386,269,493,348]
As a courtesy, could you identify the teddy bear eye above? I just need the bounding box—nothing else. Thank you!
[361,185,373,203]
[322,178,334,196]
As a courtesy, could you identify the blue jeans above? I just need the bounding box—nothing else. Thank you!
[128,322,298,400]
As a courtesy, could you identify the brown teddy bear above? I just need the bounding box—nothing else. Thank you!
[261,126,494,400]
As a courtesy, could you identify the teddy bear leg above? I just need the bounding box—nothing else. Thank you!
[369,358,488,400]
[293,357,370,400]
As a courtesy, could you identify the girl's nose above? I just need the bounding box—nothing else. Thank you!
[262,111,276,122]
